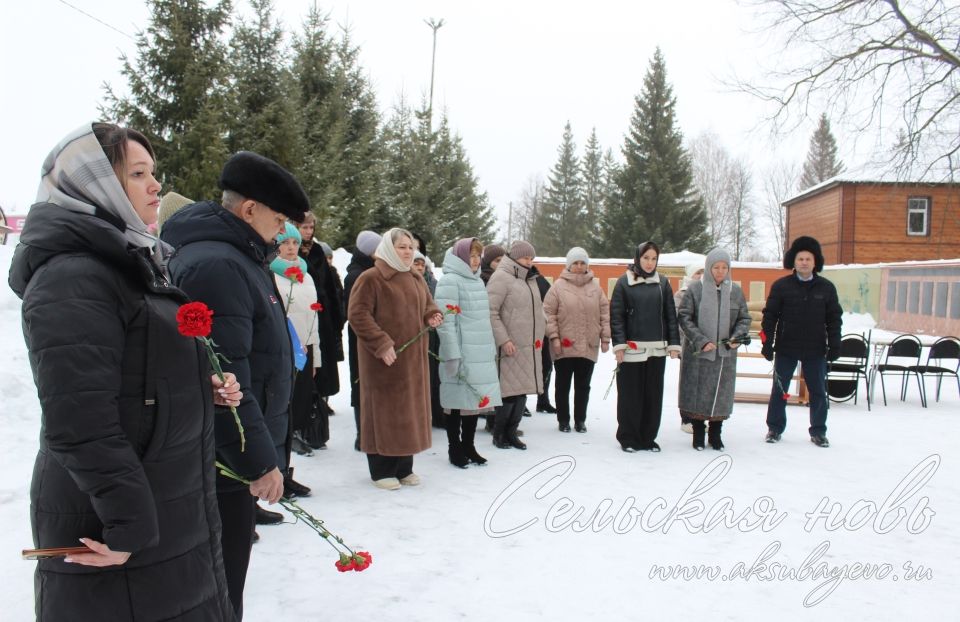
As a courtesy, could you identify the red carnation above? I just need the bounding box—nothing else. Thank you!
[478,396,490,408]
[284,265,305,284]
[335,558,355,572]
[176,301,214,338]
[760,330,768,345]
[535,339,542,349]
[783,393,791,400]
[627,341,638,350]
[311,302,323,312]
[352,551,373,571]
[561,338,574,348]
[445,304,462,314]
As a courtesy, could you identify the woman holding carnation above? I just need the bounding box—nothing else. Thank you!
[271,222,323,486]
[543,247,611,434]
[609,241,681,452]
[677,248,752,450]
[347,228,443,490]
[8,123,236,620]
[435,238,503,467]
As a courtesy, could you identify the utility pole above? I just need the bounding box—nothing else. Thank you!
[425,17,444,130]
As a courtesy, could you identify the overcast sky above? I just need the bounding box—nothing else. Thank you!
[1,0,869,252]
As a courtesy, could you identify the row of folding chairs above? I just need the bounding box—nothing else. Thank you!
[827,333,960,409]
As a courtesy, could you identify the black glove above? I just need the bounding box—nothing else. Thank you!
[761,345,774,362]
[827,346,840,362]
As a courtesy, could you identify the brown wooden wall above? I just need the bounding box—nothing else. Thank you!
[786,186,842,263]
[788,183,960,265]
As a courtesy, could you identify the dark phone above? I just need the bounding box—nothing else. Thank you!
[21,545,91,560]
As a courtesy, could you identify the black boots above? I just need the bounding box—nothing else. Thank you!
[708,421,724,451]
[448,442,469,468]
[460,416,486,465]
[449,412,486,465]
[284,467,312,498]
[506,432,527,450]
[692,420,706,451]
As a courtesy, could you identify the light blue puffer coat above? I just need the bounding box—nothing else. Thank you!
[435,248,503,411]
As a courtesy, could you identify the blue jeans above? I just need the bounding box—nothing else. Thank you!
[765,355,828,437]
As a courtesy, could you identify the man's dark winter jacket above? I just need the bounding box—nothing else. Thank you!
[344,248,375,408]
[162,201,293,483]
[9,206,232,621]
[761,273,843,360]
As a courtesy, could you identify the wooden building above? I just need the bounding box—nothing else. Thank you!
[783,179,960,264]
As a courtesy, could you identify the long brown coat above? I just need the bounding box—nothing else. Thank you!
[348,259,439,456]
[487,255,546,398]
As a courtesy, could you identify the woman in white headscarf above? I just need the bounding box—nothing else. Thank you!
[676,248,753,451]
[9,123,236,620]
[348,228,443,489]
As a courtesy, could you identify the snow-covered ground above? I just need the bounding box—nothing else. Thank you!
[2,243,958,620]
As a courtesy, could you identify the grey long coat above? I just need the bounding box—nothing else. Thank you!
[486,255,545,398]
[677,279,752,420]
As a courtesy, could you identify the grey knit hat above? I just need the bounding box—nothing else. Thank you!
[565,246,589,269]
[356,230,382,257]
[509,240,536,260]
[318,241,333,258]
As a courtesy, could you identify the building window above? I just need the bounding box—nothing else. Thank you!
[907,197,930,236]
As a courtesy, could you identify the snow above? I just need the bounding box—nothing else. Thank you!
[2,243,959,620]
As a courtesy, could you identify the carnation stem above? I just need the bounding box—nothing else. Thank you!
[201,337,246,452]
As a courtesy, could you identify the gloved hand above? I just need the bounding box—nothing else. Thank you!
[827,347,840,362]
[444,358,461,377]
[761,345,774,362]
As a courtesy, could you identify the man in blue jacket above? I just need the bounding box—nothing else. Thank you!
[161,151,309,619]
[761,236,843,448]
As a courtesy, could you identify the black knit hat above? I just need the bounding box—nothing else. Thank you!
[783,236,824,273]
[218,151,310,223]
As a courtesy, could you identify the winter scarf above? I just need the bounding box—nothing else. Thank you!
[35,122,170,264]
[375,227,413,272]
[270,255,310,280]
[697,248,732,361]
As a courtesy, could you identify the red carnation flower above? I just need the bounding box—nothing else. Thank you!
[335,558,355,572]
[311,302,323,312]
[783,393,791,400]
[535,339,542,349]
[284,265,305,283]
[561,338,574,348]
[760,330,768,345]
[445,304,462,314]
[176,302,214,338]
[478,396,490,408]
[627,341,638,350]
[352,551,373,572]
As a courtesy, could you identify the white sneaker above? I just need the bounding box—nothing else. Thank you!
[681,423,693,434]
[399,473,421,486]
[373,477,401,490]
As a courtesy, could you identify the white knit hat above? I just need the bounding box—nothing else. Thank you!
[565,247,590,269]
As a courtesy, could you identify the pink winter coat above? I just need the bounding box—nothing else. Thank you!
[543,269,611,363]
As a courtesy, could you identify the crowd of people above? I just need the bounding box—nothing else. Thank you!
[8,123,843,620]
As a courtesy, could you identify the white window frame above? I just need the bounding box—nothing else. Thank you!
[907,197,930,236]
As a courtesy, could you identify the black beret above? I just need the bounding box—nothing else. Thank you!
[218,151,310,223]
[784,235,824,273]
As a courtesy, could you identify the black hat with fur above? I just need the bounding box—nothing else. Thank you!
[783,236,824,273]
[219,151,310,223]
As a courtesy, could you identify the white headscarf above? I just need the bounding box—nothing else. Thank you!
[35,123,170,262]
[375,227,414,272]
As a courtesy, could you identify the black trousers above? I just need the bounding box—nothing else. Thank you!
[537,346,554,408]
[494,395,527,436]
[554,357,596,426]
[366,454,414,480]
[615,357,666,449]
[216,488,256,620]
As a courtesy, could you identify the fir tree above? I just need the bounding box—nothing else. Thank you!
[581,128,604,254]
[227,0,302,169]
[529,122,585,257]
[799,113,845,190]
[102,0,233,200]
[609,48,710,255]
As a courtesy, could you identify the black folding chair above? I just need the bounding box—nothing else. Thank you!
[910,337,960,405]
[827,333,870,408]
[875,335,925,407]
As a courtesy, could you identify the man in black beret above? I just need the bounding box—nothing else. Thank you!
[160,151,309,618]
[761,236,843,448]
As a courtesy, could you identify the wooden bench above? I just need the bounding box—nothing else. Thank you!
[734,351,809,405]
